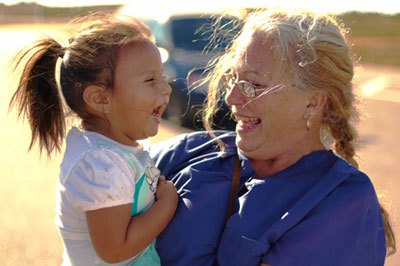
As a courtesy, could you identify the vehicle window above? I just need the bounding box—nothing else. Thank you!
[171,17,239,52]
[142,19,165,43]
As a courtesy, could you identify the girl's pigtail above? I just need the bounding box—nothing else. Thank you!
[9,38,66,156]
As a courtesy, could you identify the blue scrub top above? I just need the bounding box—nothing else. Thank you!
[150,131,386,266]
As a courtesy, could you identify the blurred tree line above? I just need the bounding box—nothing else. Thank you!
[0,2,121,19]
[1,3,399,66]
[339,12,400,66]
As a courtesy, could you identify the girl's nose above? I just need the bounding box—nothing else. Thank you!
[161,80,172,96]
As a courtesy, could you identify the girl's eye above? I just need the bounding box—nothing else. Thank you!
[145,77,155,82]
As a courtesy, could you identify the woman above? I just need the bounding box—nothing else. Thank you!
[151,8,395,265]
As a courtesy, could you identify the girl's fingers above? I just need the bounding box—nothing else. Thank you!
[158,175,166,184]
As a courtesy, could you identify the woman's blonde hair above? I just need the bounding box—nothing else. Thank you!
[203,8,395,256]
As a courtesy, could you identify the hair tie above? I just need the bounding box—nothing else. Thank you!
[58,46,66,59]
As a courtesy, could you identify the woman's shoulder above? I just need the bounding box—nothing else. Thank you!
[334,156,377,198]
[319,155,381,213]
[289,153,381,221]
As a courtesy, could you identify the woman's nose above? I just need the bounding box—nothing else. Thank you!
[225,84,246,106]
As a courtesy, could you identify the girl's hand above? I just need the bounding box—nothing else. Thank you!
[156,175,178,208]
[86,176,178,263]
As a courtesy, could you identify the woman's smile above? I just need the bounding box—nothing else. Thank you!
[235,115,261,133]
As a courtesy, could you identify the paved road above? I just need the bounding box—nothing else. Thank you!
[0,26,399,265]
[356,64,400,265]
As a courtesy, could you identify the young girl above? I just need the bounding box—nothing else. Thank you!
[9,14,177,265]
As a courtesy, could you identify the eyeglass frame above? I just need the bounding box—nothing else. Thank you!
[223,72,287,98]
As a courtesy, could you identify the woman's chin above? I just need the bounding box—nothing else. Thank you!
[236,136,256,154]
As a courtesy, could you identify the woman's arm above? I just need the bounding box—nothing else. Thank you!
[86,177,177,263]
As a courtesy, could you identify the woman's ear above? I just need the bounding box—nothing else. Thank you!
[83,86,111,114]
[304,93,327,119]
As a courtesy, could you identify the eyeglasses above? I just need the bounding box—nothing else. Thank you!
[223,73,284,98]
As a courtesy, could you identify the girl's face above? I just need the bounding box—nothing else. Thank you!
[225,31,314,161]
[105,41,171,146]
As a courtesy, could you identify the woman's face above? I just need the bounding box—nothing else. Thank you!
[225,31,315,161]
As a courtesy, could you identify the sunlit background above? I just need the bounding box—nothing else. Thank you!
[1,1,399,265]
[1,0,400,13]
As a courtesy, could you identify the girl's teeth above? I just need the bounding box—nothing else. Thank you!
[152,113,161,122]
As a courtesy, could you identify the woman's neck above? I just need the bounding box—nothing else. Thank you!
[250,142,326,178]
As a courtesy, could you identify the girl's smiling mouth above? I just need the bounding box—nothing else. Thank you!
[151,106,162,123]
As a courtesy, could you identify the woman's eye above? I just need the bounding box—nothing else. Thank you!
[247,80,262,87]
[145,78,155,82]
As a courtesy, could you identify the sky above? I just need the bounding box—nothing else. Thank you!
[1,0,400,15]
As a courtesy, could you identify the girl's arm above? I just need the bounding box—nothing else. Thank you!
[86,176,177,263]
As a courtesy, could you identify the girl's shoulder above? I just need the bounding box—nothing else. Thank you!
[59,128,142,211]
[61,127,147,184]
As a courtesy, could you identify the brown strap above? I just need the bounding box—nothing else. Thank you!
[227,156,241,220]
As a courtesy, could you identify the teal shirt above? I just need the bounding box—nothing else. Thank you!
[97,136,161,266]
[57,127,161,265]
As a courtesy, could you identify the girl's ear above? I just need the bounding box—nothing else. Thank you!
[83,85,111,113]
[304,92,327,119]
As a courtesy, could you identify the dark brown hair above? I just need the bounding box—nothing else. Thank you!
[9,13,154,156]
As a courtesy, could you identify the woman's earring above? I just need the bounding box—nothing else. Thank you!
[305,111,314,131]
[306,118,312,131]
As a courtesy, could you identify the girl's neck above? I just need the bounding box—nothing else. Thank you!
[80,120,139,147]
[80,120,102,134]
